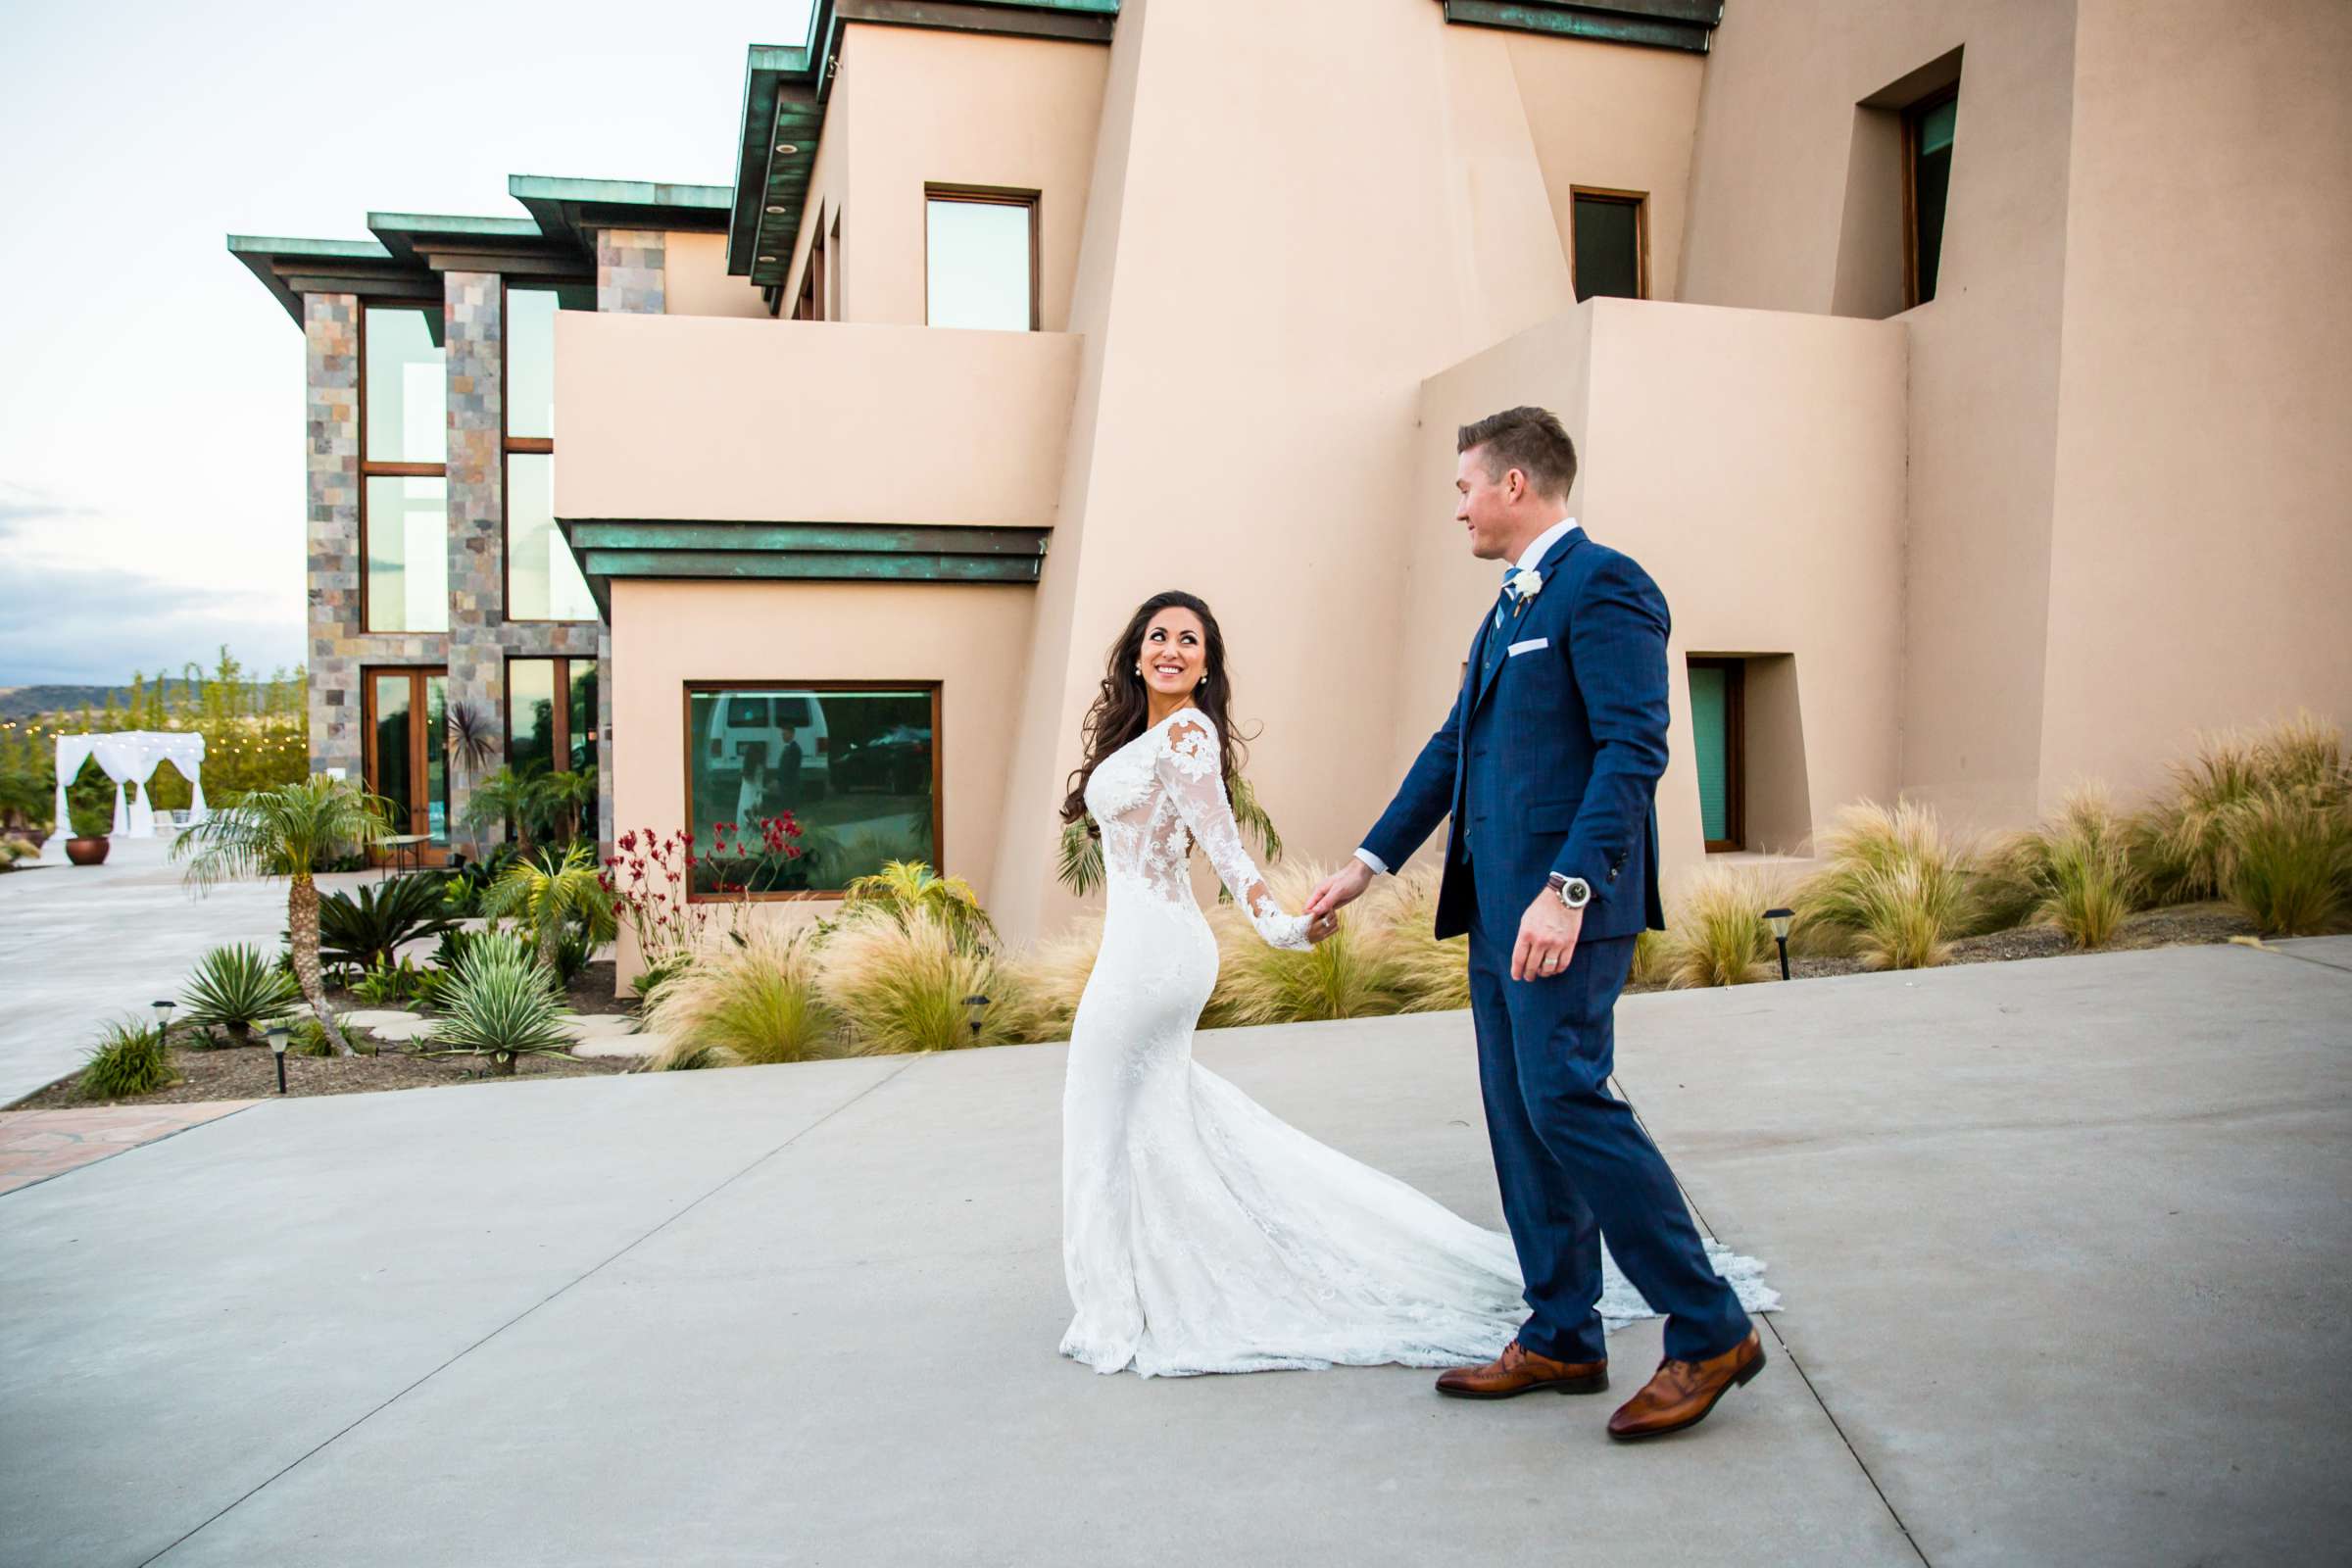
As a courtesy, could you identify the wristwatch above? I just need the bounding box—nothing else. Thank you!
[1546,872,1592,910]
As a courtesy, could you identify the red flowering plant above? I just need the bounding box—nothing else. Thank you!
[702,811,810,897]
[596,827,711,971]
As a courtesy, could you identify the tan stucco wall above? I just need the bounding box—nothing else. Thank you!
[607,577,1036,976]
[1408,298,1908,900]
[662,230,771,319]
[783,22,1110,331]
[1679,0,2080,832]
[552,312,1081,526]
[2034,0,2352,808]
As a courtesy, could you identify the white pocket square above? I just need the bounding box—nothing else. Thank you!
[1506,638,1549,657]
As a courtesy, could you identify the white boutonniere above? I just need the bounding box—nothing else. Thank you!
[1507,566,1544,605]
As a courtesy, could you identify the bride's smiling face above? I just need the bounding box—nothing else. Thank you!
[1138,608,1207,701]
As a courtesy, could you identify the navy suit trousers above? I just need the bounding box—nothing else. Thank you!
[1466,900,1749,1364]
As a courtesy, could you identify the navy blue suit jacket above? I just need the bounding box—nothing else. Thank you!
[1362,526,1670,944]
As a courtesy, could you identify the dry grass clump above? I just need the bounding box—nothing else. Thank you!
[1363,864,1472,1013]
[1012,912,1104,1043]
[1983,787,2145,951]
[2214,783,2352,937]
[818,909,1035,1054]
[1792,800,1973,969]
[1628,927,1672,987]
[2133,713,2346,906]
[641,921,835,1069]
[1660,866,1780,988]
[1208,859,1403,1025]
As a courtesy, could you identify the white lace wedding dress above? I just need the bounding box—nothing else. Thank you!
[1059,709,1776,1378]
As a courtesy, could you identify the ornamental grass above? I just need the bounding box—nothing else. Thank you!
[1984,787,2146,951]
[819,908,1036,1054]
[1207,860,1404,1026]
[1364,863,1472,1013]
[2132,713,2346,906]
[78,1018,176,1101]
[642,921,836,1069]
[2214,783,2352,937]
[1660,866,1781,988]
[1792,800,1974,970]
[1013,912,1104,1043]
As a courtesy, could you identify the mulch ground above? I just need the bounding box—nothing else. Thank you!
[7,960,644,1111]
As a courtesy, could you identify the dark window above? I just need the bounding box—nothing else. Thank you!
[1906,88,1958,307]
[685,684,941,899]
[1688,658,1746,853]
[508,657,598,779]
[363,666,450,858]
[1571,190,1646,302]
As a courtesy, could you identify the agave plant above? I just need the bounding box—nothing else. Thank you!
[840,860,998,954]
[179,943,302,1042]
[482,843,617,974]
[172,775,393,1055]
[422,932,577,1077]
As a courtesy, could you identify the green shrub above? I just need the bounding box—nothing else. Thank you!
[422,932,575,1077]
[1662,868,1779,988]
[1794,800,1973,969]
[629,952,694,1008]
[314,876,459,974]
[354,954,431,1008]
[819,909,1031,1054]
[78,1018,175,1100]
[1986,788,2145,950]
[1207,860,1401,1026]
[2217,785,2352,937]
[642,923,835,1068]
[284,1017,338,1057]
[180,943,303,1041]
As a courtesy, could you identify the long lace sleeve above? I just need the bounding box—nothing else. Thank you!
[1155,714,1312,951]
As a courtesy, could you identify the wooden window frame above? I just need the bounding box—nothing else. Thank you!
[1568,186,1649,303]
[499,279,594,625]
[506,654,595,776]
[922,184,1041,332]
[680,679,945,903]
[358,299,450,635]
[1689,656,1746,854]
[1901,82,1960,311]
[360,663,452,865]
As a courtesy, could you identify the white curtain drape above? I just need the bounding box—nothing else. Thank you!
[41,731,213,858]
[87,736,141,837]
[44,735,96,860]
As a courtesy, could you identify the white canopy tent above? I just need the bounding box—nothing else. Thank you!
[44,731,208,859]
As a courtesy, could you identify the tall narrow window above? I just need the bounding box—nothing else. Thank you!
[507,656,598,778]
[926,188,1038,331]
[504,282,598,621]
[361,304,449,633]
[1905,88,1958,307]
[1688,658,1746,853]
[1571,188,1647,303]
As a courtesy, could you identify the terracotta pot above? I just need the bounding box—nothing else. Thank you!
[65,836,111,866]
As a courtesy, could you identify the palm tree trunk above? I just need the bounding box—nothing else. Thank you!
[288,873,356,1056]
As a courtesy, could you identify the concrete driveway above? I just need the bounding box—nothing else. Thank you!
[1,936,2346,1566]
[0,839,378,1106]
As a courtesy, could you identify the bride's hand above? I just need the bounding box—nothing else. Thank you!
[1305,909,1342,945]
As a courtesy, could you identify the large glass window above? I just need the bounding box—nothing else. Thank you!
[685,685,939,898]
[1906,89,1958,306]
[925,190,1036,331]
[508,657,598,778]
[1571,189,1646,302]
[363,475,450,633]
[366,667,451,855]
[504,282,598,621]
[361,304,448,633]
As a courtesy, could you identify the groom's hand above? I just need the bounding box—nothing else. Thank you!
[1304,858,1374,921]
[1511,891,1584,983]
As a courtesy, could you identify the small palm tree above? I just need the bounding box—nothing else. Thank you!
[172,775,392,1056]
[841,859,998,954]
[482,842,617,974]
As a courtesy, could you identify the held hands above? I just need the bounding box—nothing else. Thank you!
[1304,858,1375,924]
[1304,909,1342,945]
[1511,888,1583,983]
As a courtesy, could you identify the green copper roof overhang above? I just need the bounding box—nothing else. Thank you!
[560,519,1051,617]
[728,1,1120,289]
[229,177,732,324]
[1438,0,1724,53]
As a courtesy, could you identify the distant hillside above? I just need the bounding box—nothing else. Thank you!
[0,680,236,722]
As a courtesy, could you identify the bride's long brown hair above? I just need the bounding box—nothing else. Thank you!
[1059,590,1250,828]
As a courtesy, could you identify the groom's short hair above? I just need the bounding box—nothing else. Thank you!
[1458,407,1578,501]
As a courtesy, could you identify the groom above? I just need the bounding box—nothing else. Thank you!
[1306,406,1763,1441]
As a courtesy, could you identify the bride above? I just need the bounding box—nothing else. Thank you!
[1055,590,1769,1378]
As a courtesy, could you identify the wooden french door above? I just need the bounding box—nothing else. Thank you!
[362,666,451,865]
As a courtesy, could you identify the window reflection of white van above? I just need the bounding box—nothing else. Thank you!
[704,692,829,801]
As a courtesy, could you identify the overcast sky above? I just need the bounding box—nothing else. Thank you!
[0,0,813,687]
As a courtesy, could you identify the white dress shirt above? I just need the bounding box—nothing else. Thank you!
[1354,516,1578,876]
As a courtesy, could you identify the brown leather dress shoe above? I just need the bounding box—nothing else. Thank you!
[1605,1329,1766,1441]
[1435,1339,1609,1399]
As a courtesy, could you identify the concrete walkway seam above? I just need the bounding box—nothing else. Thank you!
[136,1055,928,1568]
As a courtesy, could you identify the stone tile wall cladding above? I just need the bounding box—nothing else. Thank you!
[590,229,668,853]
[304,271,608,858]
